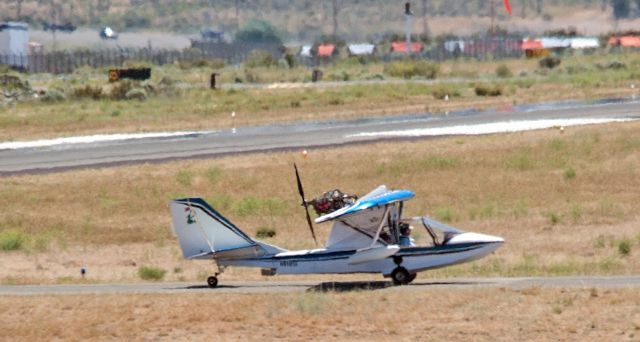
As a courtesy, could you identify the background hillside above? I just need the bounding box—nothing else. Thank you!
[2,0,640,42]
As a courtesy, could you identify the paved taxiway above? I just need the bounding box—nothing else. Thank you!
[2,276,640,295]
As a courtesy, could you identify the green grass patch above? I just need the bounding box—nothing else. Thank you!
[504,152,535,171]
[176,170,194,187]
[0,230,27,251]
[383,60,439,79]
[420,155,460,169]
[138,266,167,281]
[564,167,576,180]
[234,197,288,217]
[204,167,224,184]
[432,206,458,223]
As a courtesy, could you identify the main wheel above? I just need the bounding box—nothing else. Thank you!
[207,276,218,288]
[391,267,411,285]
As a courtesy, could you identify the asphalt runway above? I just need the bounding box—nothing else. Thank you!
[1,99,639,175]
[2,276,640,296]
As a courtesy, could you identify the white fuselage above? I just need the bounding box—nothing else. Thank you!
[219,239,503,276]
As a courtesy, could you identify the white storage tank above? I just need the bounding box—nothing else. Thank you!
[0,22,29,68]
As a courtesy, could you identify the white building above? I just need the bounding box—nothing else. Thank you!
[0,22,29,68]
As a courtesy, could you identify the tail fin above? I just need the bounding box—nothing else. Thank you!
[170,198,257,259]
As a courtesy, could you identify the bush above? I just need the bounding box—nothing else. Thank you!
[138,266,167,281]
[125,88,147,101]
[41,89,66,102]
[431,86,459,100]
[245,50,275,68]
[383,60,439,79]
[72,85,103,100]
[0,230,26,251]
[618,239,632,256]
[496,64,512,78]
[110,80,133,100]
[256,227,276,238]
[564,167,576,180]
[474,83,503,96]
[539,57,561,69]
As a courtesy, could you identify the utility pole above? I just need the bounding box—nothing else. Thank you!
[422,0,429,37]
[235,0,240,29]
[332,0,338,37]
[490,0,495,35]
[405,2,413,55]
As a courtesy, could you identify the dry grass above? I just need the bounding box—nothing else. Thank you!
[0,120,639,283]
[3,52,640,141]
[1,287,639,340]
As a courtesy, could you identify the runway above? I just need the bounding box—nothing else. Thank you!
[1,98,638,175]
[2,276,640,295]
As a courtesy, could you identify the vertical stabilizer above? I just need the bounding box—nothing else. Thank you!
[170,198,256,259]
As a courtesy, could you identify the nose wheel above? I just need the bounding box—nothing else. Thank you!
[390,266,417,285]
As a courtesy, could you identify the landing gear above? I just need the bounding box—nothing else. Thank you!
[391,267,415,285]
[207,276,218,288]
[206,264,225,288]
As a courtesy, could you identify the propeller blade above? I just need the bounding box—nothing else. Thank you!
[294,163,305,204]
[294,163,318,246]
[304,205,318,246]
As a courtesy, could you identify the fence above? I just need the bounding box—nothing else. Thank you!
[0,38,609,74]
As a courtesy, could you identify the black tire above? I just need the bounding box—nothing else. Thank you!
[391,267,411,285]
[207,276,218,288]
[407,273,417,283]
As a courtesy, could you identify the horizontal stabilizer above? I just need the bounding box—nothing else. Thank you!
[348,245,400,265]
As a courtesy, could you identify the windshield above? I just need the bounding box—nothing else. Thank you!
[401,217,465,246]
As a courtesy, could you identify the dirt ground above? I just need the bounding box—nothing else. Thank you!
[1,287,639,341]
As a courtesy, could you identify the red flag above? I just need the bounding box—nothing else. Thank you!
[503,0,512,15]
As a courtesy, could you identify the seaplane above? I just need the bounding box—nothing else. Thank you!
[169,165,504,287]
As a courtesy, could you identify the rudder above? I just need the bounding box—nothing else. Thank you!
[170,198,256,259]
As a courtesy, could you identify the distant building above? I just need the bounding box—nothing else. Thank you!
[390,41,424,53]
[317,44,337,57]
[300,45,313,58]
[0,22,29,68]
[347,43,375,56]
[608,36,640,47]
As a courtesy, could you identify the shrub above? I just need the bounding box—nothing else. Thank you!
[431,86,460,100]
[125,88,147,101]
[245,50,275,68]
[474,83,503,96]
[138,266,167,281]
[539,57,561,69]
[110,80,133,100]
[547,212,561,225]
[383,60,439,79]
[618,239,632,256]
[256,226,276,238]
[496,64,512,78]
[0,230,26,251]
[72,85,103,100]
[564,167,576,180]
[41,89,66,102]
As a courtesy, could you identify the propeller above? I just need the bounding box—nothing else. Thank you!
[294,163,318,246]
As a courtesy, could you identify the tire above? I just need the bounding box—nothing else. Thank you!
[391,267,411,285]
[207,276,218,288]
[407,273,417,283]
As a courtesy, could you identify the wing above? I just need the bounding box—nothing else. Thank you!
[315,185,414,223]
[321,186,415,250]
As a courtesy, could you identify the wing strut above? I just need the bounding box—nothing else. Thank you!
[294,164,318,246]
